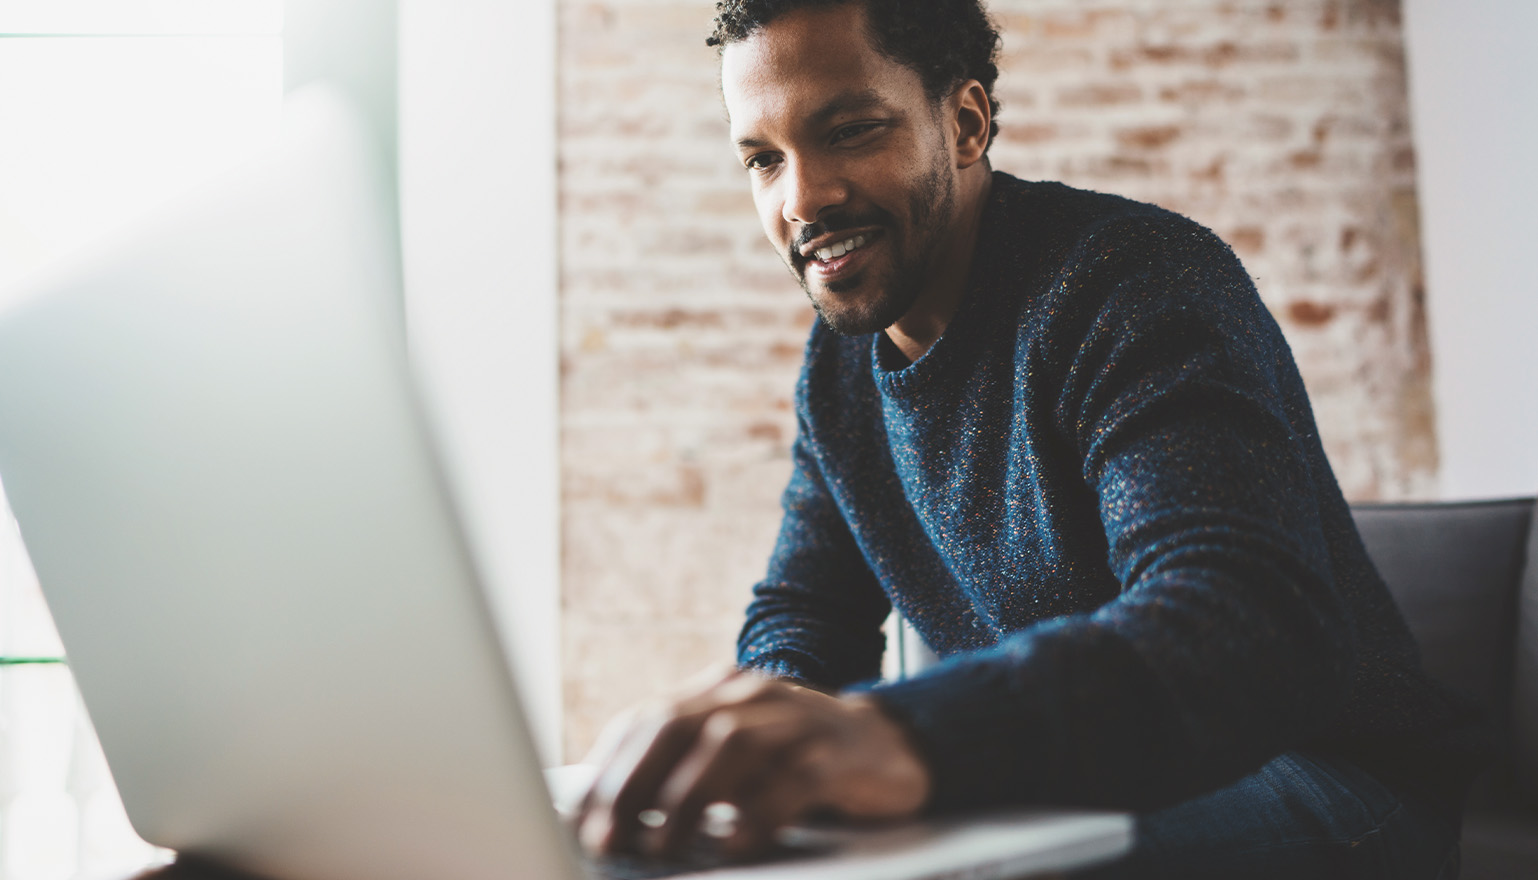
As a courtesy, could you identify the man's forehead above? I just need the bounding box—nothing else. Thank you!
[719,6,923,139]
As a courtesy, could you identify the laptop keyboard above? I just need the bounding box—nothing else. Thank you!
[586,852,712,879]
[585,834,833,879]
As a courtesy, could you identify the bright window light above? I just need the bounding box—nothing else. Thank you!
[0,6,282,878]
[0,0,282,35]
[0,35,283,293]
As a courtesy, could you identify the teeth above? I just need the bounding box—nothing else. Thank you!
[815,234,867,262]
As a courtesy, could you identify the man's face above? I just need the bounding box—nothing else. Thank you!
[721,3,959,336]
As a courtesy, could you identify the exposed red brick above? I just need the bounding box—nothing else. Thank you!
[1119,154,1163,174]
[1312,117,1331,146]
[1116,124,1183,150]
[745,421,782,444]
[1008,123,1059,144]
[1229,226,1265,254]
[612,309,727,330]
[1350,258,1381,284]
[1204,41,1240,67]
[1287,301,1338,326]
[1289,149,1323,170]
[1140,45,1187,64]
[1246,114,1295,141]
[566,464,707,509]
[1001,46,1096,72]
[1110,42,1298,71]
[651,232,734,256]
[1321,2,1341,31]
[1039,9,1130,41]
[1158,79,1245,104]
[1192,157,1227,184]
[1056,82,1142,108]
[769,340,802,361]
[695,190,752,215]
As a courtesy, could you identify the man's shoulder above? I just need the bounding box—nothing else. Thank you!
[988,172,1222,256]
[987,173,1250,308]
[979,174,1270,366]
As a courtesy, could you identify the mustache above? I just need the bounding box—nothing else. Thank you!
[789,209,891,264]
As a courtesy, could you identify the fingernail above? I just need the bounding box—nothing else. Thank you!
[638,809,667,829]
[701,802,740,839]
[579,814,611,852]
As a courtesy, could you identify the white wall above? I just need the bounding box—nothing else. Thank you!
[1404,0,1538,500]
[396,0,562,764]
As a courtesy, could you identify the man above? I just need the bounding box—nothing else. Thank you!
[578,1,1485,875]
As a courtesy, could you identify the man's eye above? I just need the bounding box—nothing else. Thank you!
[831,123,880,144]
[744,153,780,171]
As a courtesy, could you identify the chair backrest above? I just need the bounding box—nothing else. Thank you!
[1352,499,1533,718]
[1351,498,1538,809]
[896,499,1538,804]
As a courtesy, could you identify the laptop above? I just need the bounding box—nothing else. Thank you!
[0,85,1132,880]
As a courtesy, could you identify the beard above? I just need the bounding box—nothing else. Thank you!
[787,150,957,337]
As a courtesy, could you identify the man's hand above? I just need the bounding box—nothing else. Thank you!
[576,667,931,860]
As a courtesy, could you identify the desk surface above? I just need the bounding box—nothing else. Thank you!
[108,860,1075,880]
[83,768,1129,880]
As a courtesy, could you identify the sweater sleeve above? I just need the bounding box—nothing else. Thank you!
[866,217,1355,813]
[737,418,893,690]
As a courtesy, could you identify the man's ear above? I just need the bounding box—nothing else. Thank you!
[952,80,991,168]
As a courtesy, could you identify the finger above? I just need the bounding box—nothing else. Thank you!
[580,704,644,770]
[720,761,823,861]
[573,705,649,823]
[650,703,808,857]
[578,673,794,854]
[581,704,718,854]
[670,662,741,699]
[578,709,685,852]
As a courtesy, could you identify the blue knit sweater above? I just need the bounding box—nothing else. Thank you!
[737,173,1484,814]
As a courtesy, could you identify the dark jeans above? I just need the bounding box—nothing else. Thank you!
[1079,752,1462,879]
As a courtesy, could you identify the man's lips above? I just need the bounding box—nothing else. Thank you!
[797,227,879,260]
[797,229,881,281]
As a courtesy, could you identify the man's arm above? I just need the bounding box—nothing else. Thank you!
[737,423,892,690]
[578,416,907,858]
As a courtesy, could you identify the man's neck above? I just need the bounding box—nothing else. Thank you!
[883,167,994,363]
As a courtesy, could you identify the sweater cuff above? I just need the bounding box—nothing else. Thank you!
[738,651,822,687]
[859,658,1056,814]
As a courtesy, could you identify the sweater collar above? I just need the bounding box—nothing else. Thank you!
[872,171,1024,396]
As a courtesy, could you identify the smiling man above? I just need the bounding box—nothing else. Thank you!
[577,1,1485,876]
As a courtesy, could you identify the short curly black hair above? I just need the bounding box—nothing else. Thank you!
[707,0,1002,144]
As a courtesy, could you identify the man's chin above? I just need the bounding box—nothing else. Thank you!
[809,296,899,337]
[804,275,917,336]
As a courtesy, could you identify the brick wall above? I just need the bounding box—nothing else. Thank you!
[557,0,1434,759]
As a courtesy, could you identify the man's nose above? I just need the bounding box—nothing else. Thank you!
[781,158,847,225]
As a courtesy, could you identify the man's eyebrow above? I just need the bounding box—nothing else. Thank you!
[808,89,888,125]
[733,89,890,152]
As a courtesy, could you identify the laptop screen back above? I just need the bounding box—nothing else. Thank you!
[0,86,581,880]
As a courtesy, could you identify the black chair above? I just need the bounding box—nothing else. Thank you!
[894,498,1538,876]
[1353,498,1538,878]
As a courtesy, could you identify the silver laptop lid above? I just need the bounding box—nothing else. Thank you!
[0,86,581,880]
